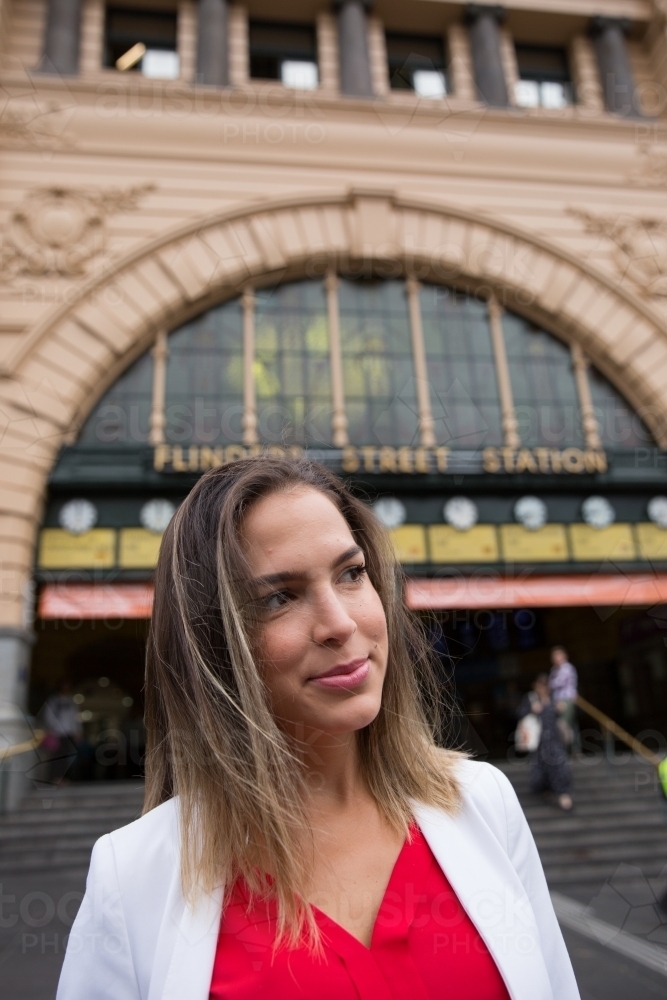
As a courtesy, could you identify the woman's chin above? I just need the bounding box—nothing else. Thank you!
[304,700,382,737]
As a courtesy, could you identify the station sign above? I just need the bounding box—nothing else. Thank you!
[152,443,608,476]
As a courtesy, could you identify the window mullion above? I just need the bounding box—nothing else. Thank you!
[242,287,258,446]
[487,293,520,449]
[571,341,602,449]
[325,269,349,447]
[149,329,168,446]
[406,277,436,448]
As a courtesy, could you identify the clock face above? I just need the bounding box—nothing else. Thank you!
[514,495,547,531]
[372,497,406,529]
[443,496,478,532]
[581,495,615,529]
[140,499,176,534]
[648,495,667,530]
[59,499,98,535]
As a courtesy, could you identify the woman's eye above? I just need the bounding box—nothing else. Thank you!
[341,564,366,583]
[262,591,290,611]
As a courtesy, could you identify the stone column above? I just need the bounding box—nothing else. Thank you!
[335,0,374,98]
[197,0,229,86]
[41,0,83,75]
[465,5,509,107]
[0,627,34,810]
[590,17,642,117]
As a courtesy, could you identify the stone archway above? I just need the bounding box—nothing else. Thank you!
[1,186,667,639]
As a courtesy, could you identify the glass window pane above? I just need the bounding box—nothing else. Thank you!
[503,313,579,447]
[515,45,570,83]
[105,7,177,68]
[514,45,573,107]
[165,298,244,445]
[78,351,153,445]
[249,21,317,81]
[254,280,331,446]
[588,366,654,449]
[385,32,447,92]
[339,279,417,446]
[421,285,503,448]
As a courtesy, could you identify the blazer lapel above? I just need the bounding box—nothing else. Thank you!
[148,876,223,1000]
[414,802,554,1000]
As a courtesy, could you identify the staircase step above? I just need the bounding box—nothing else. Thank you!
[0,781,146,876]
[498,757,667,891]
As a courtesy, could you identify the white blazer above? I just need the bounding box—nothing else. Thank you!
[56,759,580,1000]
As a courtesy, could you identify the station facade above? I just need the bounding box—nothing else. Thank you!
[2,0,667,759]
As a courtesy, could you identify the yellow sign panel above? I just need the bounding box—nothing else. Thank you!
[389,525,427,564]
[119,528,163,568]
[636,523,667,560]
[428,525,499,563]
[38,529,116,569]
[569,524,636,561]
[500,524,569,562]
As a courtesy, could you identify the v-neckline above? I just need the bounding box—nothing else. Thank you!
[310,823,431,953]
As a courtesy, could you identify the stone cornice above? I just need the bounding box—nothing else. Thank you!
[3,72,665,142]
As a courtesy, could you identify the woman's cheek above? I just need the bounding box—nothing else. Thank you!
[356,589,388,642]
[260,621,303,681]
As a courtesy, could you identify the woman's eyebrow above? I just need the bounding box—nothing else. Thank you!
[250,545,364,590]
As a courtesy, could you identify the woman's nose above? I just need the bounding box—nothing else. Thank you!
[311,587,357,647]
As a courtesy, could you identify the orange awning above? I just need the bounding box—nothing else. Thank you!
[39,574,667,619]
[39,583,154,619]
[405,574,667,610]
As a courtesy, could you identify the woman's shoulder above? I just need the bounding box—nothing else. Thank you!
[91,796,180,889]
[454,755,518,800]
[429,751,523,843]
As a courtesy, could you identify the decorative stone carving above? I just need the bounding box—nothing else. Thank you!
[0,184,154,279]
[628,145,667,188]
[569,207,667,296]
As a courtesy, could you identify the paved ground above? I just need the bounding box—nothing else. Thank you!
[1,869,666,999]
[0,871,86,1000]
[562,927,667,1000]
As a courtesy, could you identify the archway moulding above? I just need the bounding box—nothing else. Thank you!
[1,187,666,509]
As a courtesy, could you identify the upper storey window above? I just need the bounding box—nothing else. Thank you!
[386,33,447,98]
[249,22,318,89]
[514,45,573,108]
[105,6,179,79]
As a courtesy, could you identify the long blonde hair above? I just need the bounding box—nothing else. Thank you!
[144,456,461,943]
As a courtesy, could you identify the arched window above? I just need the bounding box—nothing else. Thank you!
[78,275,655,453]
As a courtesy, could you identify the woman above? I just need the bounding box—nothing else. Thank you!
[57,458,579,1000]
[519,674,573,812]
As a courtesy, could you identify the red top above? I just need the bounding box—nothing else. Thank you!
[209,826,510,1000]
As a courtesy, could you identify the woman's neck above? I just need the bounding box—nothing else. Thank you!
[293,728,367,810]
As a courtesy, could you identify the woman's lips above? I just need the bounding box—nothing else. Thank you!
[308,658,370,690]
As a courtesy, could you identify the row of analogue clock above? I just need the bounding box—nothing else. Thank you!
[57,493,667,537]
[372,495,667,533]
[58,498,176,536]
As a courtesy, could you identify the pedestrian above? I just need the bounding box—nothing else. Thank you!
[549,645,578,747]
[520,673,573,812]
[41,680,82,784]
[57,457,579,1000]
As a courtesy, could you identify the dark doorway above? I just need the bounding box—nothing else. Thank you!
[423,604,667,759]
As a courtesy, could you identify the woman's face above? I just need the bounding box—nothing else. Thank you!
[240,487,389,739]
